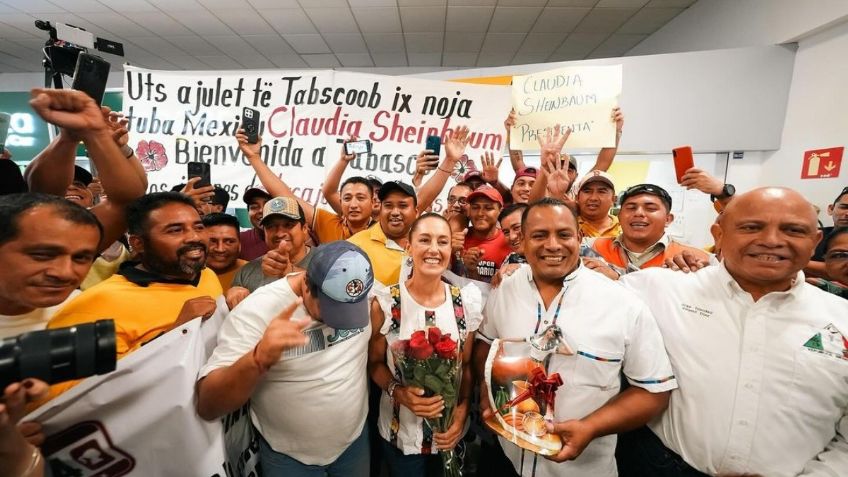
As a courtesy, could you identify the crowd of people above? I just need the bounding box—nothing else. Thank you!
[1,87,846,477]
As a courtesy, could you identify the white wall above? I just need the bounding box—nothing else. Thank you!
[627,0,848,215]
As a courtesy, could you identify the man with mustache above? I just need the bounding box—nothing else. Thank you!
[202,213,246,292]
[617,188,848,477]
[591,184,708,276]
[576,171,621,240]
[48,192,223,359]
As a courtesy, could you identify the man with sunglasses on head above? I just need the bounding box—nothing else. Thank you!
[591,184,708,276]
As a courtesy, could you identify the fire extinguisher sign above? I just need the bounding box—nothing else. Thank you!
[801,147,843,179]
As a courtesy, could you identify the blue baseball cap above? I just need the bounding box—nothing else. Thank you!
[306,241,374,330]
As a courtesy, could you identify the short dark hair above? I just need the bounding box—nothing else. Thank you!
[499,203,527,223]
[340,176,374,196]
[449,182,473,194]
[824,227,848,253]
[521,197,578,228]
[834,186,848,205]
[0,193,102,246]
[408,212,450,239]
[202,212,240,232]
[211,187,230,209]
[126,192,198,236]
[366,175,383,191]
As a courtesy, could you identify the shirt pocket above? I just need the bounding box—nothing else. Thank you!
[572,345,624,391]
[792,348,848,412]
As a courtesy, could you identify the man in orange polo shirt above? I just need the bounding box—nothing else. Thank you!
[576,170,621,240]
[592,184,708,275]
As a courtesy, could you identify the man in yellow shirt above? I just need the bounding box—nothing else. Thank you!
[49,192,223,360]
[202,213,246,291]
[348,181,417,287]
[576,170,622,240]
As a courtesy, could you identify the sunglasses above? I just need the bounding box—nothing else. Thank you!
[620,184,672,210]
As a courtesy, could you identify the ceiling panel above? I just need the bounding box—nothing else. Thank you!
[0,0,694,72]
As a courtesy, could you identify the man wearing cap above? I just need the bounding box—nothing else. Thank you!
[197,241,374,476]
[63,165,95,208]
[511,167,537,204]
[460,184,511,282]
[576,170,621,240]
[231,196,313,293]
[349,181,418,287]
[240,187,271,261]
[591,184,708,276]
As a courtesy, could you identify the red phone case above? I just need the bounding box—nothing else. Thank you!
[672,146,694,184]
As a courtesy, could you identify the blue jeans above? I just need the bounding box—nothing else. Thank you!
[380,438,441,477]
[258,425,370,477]
[616,426,709,477]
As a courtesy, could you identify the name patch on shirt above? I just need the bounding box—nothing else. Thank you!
[680,303,713,319]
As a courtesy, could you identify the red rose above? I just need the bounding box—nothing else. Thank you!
[427,327,442,346]
[411,330,426,342]
[409,334,434,360]
[435,335,458,359]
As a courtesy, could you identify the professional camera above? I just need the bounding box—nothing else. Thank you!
[0,320,117,389]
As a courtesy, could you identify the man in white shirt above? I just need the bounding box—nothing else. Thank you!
[196,241,375,476]
[618,187,848,477]
[0,193,101,338]
[476,197,677,477]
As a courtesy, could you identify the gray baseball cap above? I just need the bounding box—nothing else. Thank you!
[306,241,374,330]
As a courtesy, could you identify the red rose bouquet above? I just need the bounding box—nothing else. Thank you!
[391,326,463,476]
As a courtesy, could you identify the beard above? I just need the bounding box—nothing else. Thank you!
[142,240,207,277]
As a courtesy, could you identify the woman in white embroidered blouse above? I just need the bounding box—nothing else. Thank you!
[368,213,483,476]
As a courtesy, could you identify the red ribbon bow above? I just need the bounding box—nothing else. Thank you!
[499,367,563,415]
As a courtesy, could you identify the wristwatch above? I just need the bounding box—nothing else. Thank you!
[711,183,735,202]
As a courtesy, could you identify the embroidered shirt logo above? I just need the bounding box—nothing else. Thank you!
[803,323,848,360]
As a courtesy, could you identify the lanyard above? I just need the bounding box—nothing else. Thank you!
[534,287,567,334]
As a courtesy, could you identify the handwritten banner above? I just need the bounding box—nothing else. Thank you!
[123,66,511,212]
[510,65,622,150]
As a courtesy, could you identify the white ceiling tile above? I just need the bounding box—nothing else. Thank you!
[444,32,484,52]
[163,35,221,55]
[404,32,442,53]
[212,9,277,35]
[268,54,307,67]
[573,7,637,32]
[552,31,607,58]
[348,0,396,5]
[51,0,105,12]
[372,52,407,66]
[0,38,41,56]
[0,3,20,13]
[302,53,340,67]
[237,55,275,68]
[324,33,368,53]
[197,0,251,8]
[243,34,297,55]
[398,0,445,5]
[447,0,494,5]
[477,50,513,66]
[489,6,543,33]
[283,34,331,54]
[400,7,446,33]
[77,12,153,36]
[300,0,348,6]
[618,7,684,34]
[445,6,493,32]
[0,21,39,39]
[304,7,359,33]
[589,32,647,55]
[364,33,405,53]
[515,32,566,57]
[443,51,477,66]
[548,0,598,6]
[337,52,374,66]
[1,0,64,13]
[479,32,523,56]
[646,0,694,6]
[174,10,233,35]
[497,0,546,5]
[260,9,317,35]
[143,0,201,11]
[531,7,591,33]
[124,36,181,55]
[248,0,299,7]
[166,55,214,69]
[205,35,262,56]
[351,7,402,34]
[124,13,194,36]
[408,52,441,66]
[194,55,244,68]
[596,0,648,7]
[137,57,180,69]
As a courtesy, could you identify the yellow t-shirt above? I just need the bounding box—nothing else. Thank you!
[313,208,352,244]
[216,259,247,291]
[348,224,404,286]
[578,215,622,239]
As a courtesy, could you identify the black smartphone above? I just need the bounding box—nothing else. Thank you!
[187,162,211,189]
[345,139,372,155]
[425,135,441,156]
[242,107,260,144]
[71,52,111,105]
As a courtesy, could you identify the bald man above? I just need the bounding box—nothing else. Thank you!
[616,188,848,477]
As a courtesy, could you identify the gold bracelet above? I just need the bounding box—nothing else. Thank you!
[19,445,41,477]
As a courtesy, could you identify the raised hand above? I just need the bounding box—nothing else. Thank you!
[444,126,470,163]
[680,168,724,196]
[29,88,108,136]
[538,124,571,168]
[611,106,624,132]
[543,152,571,199]
[181,177,215,208]
[254,300,310,371]
[480,151,502,184]
[262,240,293,278]
[236,128,262,159]
[341,136,359,163]
[416,149,440,175]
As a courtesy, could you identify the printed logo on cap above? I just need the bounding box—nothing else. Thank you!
[346,279,365,298]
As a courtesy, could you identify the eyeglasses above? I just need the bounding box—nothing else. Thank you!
[826,251,848,262]
[447,197,468,205]
[620,184,672,209]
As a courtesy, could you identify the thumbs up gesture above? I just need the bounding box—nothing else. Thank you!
[451,229,467,253]
[254,299,310,372]
[262,240,293,278]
